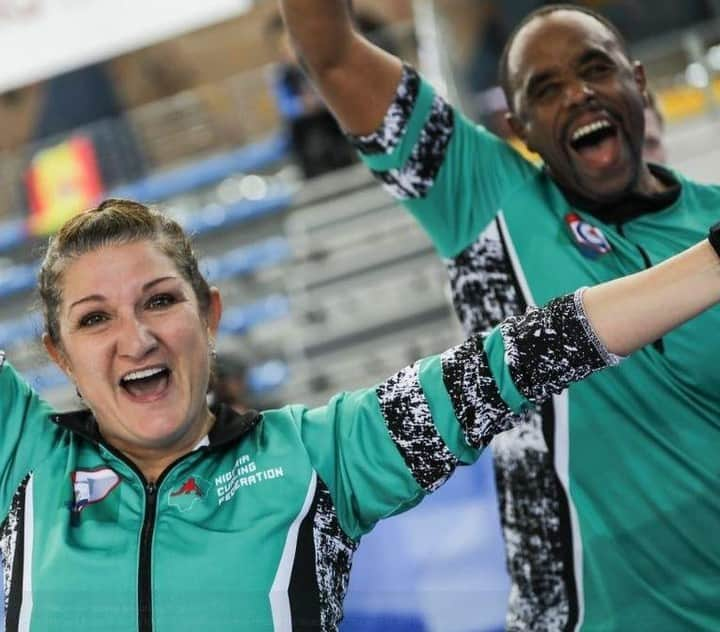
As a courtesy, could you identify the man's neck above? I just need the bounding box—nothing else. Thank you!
[556,163,681,224]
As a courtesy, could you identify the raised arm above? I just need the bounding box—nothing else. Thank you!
[296,236,720,537]
[278,0,402,134]
[584,240,720,356]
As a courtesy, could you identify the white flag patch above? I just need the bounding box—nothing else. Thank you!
[71,468,120,512]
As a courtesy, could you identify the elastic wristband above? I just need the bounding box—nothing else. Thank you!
[708,221,720,259]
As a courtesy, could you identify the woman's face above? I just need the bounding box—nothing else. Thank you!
[44,240,222,458]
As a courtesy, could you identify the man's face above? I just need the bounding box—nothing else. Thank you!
[506,11,647,203]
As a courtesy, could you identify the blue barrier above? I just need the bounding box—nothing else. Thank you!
[24,364,68,393]
[0,219,29,253]
[0,133,291,255]
[0,312,43,349]
[202,237,291,282]
[109,133,290,203]
[247,360,290,394]
[180,190,293,238]
[0,262,40,300]
[0,216,292,301]
[219,294,290,335]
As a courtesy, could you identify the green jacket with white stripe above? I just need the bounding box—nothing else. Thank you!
[351,64,720,631]
[0,292,611,631]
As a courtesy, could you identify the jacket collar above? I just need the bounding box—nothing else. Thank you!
[551,163,682,224]
[52,404,262,450]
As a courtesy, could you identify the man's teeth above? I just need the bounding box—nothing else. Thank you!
[572,120,612,142]
[122,367,166,383]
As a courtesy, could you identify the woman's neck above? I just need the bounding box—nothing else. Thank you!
[109,409,215,483]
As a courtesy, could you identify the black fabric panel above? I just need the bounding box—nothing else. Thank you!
[371,99,454,200]
[501,294,607,403]
[541,401,579,631]
[312,480,358,631]
[288,482,322,631]
[376,364,457,492]
[2,474,31,632]
[347,64,420,156]
[440,336,517,449]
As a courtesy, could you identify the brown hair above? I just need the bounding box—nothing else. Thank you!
[39,198,211,345]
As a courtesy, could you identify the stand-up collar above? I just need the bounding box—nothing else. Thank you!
[53,404,262,450]
[553,163,682,224]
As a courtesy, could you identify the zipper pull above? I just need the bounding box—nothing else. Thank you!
[146,482,157,497]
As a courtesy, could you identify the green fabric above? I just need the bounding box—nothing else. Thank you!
[417,355,480,465]
[482,327,530,414]
[359,79,435,173]
[0,359,61,511]
[298,391,426,540]
[377,74,720,630]
[0,340,515,630]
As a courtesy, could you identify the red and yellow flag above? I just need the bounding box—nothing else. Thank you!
[25,135,103,236]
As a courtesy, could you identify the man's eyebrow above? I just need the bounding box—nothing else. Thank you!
[526,70,557,96]
[577,48,614,66]
[68,276,178,312]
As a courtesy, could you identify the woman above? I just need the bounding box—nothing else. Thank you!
[2,198,719,631]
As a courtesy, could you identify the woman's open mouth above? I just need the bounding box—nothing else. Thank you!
[119,366,172,401]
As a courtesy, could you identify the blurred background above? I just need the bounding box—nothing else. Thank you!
[1,1,720,630]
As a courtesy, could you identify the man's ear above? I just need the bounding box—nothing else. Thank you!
[206,287,223,339]
[43,333,72,378]
[506,111,537,152]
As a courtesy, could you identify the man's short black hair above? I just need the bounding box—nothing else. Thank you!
[498,4,631,113]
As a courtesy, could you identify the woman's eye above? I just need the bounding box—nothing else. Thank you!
[79,312,107,328]
[147,293,176,310]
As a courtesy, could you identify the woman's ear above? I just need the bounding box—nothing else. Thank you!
[206,287,223,339]
[43,333,72,378]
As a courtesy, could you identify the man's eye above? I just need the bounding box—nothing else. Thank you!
[79,313,107,328]
[147,293,176,310]
[535,83,560,101]
[584,63,613,79]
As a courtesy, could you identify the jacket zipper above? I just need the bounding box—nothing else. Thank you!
[139,481,157,632]
[616,223,665,354]
[100,445,202,632]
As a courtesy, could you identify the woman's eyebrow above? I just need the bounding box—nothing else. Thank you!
[142,276,178,292]
[68,276,178,313]
[69,294,106,312]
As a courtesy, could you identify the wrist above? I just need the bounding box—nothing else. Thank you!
[708,221,720,259]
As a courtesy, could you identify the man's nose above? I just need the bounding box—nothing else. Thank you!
[565,80,595,107]
[117,316,158,359]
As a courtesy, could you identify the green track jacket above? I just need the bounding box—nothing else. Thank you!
[352,63,720,631]
[0,292,613,631]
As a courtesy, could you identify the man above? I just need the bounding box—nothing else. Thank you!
[278,2,720,630]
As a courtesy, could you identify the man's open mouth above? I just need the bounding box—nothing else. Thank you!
[120,366,171,400]
[568,118,622,170]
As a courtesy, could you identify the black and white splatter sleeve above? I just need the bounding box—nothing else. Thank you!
[347,64,454,201]
[374,289,620,491]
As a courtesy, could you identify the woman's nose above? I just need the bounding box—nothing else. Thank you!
[117,317,158,360]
